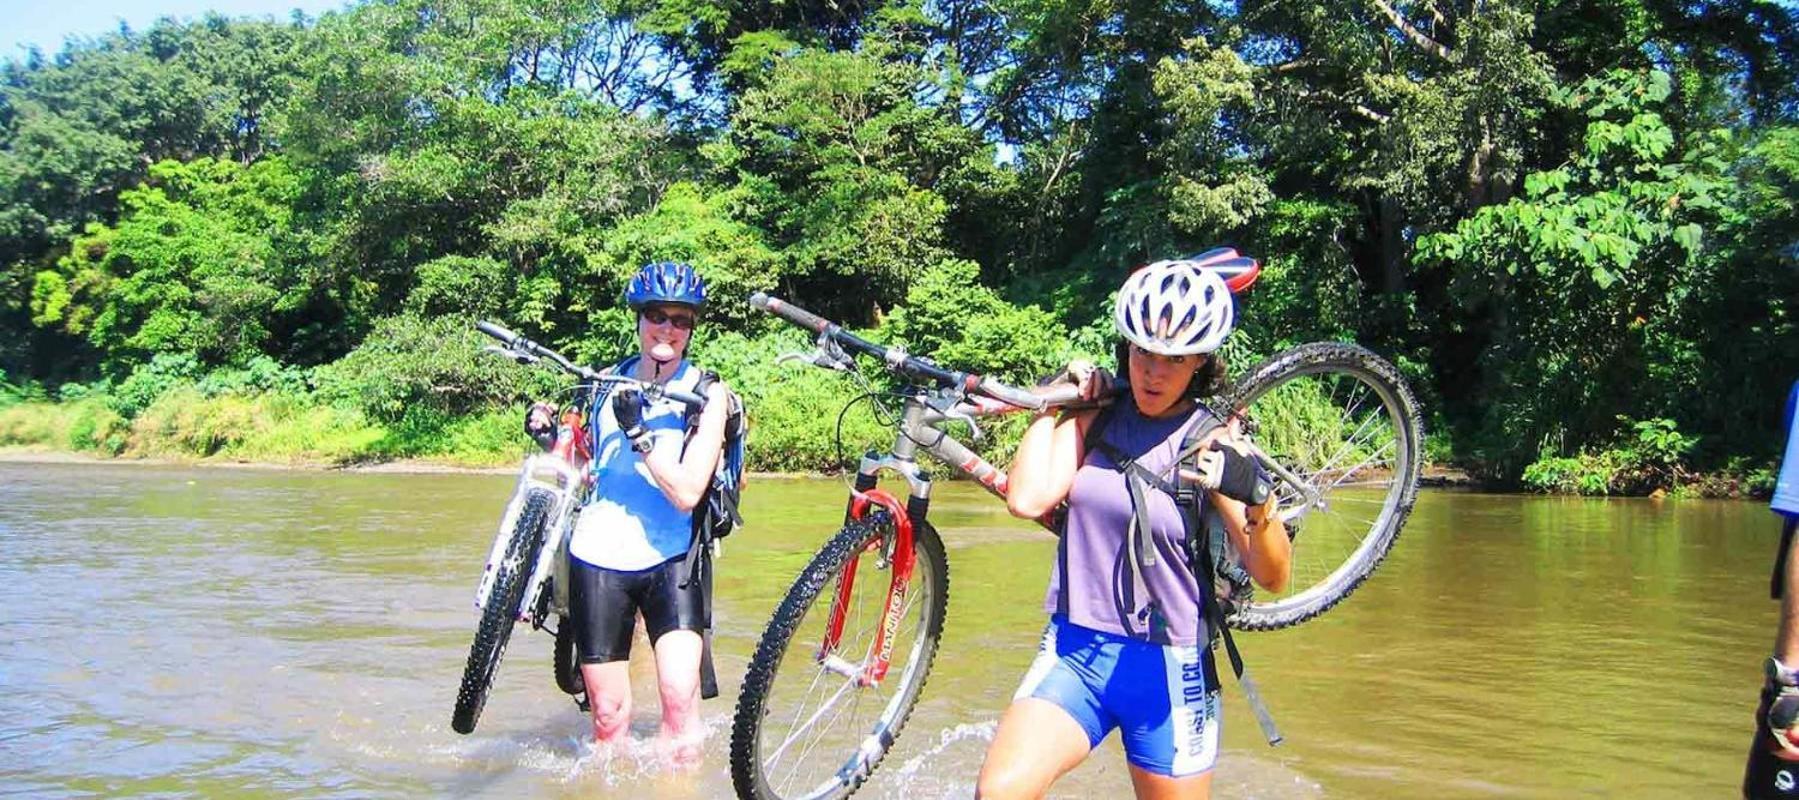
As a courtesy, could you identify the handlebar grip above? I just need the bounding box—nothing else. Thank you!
[662,388,707,408]
[475,320,520,343]
[748,292,830,334]
[987,380,1055,410]
[982,376,1126,411]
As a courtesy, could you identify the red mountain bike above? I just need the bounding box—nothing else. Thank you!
[728,251,1423,800]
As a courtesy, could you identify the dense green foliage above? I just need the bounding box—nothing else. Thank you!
[1,0,1794,488]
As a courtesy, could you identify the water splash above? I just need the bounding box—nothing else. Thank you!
[877,720,997,797]
[557,711,727,787]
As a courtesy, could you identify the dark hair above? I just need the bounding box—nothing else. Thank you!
[1114,340,1227,399]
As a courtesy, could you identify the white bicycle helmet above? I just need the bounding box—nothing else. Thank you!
[1113,259,1236,356]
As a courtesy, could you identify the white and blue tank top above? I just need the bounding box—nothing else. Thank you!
[567,359,701,571]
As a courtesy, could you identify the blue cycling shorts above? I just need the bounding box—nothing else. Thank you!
[1013,615,1221,777]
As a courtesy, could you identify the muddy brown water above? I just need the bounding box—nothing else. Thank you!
[0,461,1777,797]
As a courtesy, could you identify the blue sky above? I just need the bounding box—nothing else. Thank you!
[1,0,349,62]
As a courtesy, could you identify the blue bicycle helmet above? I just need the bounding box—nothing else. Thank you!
[624,261,707,310]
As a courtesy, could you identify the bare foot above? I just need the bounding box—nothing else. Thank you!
[657,730,706,771]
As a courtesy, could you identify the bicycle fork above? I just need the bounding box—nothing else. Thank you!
[819,454,933,687]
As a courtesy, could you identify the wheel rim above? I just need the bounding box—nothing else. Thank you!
[1232,361,1414,619]
[753,528,940,799]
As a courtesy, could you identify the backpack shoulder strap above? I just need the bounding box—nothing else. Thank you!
[1081,401,1121,464]
[686,368,717,432]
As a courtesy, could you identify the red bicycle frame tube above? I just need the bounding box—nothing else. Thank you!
[819,488,916,686]
[549,408,593,472]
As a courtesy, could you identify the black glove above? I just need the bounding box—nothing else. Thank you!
[524,402,557,451]
[1194,443,1272,506]
[1746,665,1799,797]
[612,387,649,449]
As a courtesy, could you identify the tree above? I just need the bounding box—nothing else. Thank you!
[1416,71,1739,475]
[30,157,309,373]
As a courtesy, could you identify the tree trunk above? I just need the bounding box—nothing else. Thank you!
[1379,194,1406,294]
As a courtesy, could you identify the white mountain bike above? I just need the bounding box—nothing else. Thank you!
[449,320,705,735]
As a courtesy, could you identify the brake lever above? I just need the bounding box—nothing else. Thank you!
[816,333,854,369]
[943,407,985,443]
[483,344,539,365]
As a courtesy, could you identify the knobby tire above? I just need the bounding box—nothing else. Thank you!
[451,487,555,734]
[1222,342,1423,631]
[730,512,949,800]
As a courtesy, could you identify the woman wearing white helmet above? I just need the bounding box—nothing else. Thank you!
[976,256,1293,800]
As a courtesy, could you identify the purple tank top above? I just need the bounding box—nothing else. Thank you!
[1046,401,1217,646]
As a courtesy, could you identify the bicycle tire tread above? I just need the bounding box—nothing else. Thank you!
[1223,341,1423,632]
[729,513,949,800]
[451,487,555,734]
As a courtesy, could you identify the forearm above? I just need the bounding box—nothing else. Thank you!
[1217,493,1291,593]
[1006,412,1079,519]
[641,441,710,512]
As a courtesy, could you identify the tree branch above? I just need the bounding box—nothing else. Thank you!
[1268,57,1324,74]
[1422,0,1450,29]
[1369,0,1456,61]
[1297,88,1392,123]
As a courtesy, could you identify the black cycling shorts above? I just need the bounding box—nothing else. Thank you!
[568,555,705,664]
[1747,681,1799,799]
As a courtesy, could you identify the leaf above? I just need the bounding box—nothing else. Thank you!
[1672,223,1703,254]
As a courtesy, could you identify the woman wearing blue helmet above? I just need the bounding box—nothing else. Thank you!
[526,260,731,768]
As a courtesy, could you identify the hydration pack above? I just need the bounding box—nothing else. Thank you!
[1077,396,1283,745]
[687,369,747,542]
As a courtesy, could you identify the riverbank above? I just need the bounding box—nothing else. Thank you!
[0,446,824,479]
[0,393,1770,497]
[4,445,1764,501]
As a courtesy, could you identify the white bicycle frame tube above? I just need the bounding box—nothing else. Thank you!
[472,453,588,627]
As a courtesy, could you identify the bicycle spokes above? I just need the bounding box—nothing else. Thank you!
[737,515,946,800]
[1221,342,1421,631]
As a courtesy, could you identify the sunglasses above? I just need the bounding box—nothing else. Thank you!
[642,308,696,330]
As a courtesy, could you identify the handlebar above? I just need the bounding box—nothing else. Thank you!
[474,320,706,409]
[748,293,831,335]
[475,320,520,343]
[749,292,1065,412]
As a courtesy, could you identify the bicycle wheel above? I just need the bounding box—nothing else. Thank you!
[730,512,949,800]
[553,614,585,698]
[1221,342,1422,631]
[451,487,555,734]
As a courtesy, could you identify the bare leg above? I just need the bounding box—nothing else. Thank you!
[975,698,1093,799]
[1127,764,1213,800]
[652,629,705,769]
[581,661,633,746]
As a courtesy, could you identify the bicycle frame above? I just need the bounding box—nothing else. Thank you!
[749,289,1329,688]
[814,387,1060,686]
[473,424,592,625]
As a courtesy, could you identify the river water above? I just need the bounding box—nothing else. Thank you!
[0,460,1779,797]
